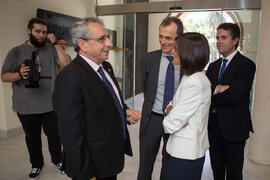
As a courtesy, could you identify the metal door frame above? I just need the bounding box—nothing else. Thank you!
[96,0,261,106]
[96,0,261,16]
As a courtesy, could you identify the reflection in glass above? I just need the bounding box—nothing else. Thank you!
[99,9,261,110]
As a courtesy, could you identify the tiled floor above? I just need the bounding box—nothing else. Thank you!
[0,121,214,180]
[0,93,269,180]
[0,133,70,180]
[121,122,214,180]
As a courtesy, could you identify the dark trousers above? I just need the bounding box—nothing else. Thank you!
[73,175,117,180]
[18,111,62,168]
[208,113,246,180]
[167,156,205,180]
[138,112,169,180]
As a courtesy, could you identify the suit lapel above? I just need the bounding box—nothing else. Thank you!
[102,62,127,120]
[74,56,118,106]
[221,51,240,82]
[75,56,127,137]
[213,58,222,84]
[152,50,162,97]
[103,63,120,93]
[102,62,124,102]
[74,55,105,87]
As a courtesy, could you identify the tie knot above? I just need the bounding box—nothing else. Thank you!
[166,56,174,63]
[97,67,104,74]
[223,58,228,64]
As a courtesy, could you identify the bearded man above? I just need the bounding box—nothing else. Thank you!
[1,17,70,180]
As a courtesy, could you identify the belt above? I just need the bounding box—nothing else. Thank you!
[152,111,164,117]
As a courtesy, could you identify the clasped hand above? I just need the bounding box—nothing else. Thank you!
[215,85,230,93]
[126,109,141,124]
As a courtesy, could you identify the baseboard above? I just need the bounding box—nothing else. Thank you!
[0,126,23,138]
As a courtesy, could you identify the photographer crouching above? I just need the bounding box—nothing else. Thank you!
[1,18,70,180]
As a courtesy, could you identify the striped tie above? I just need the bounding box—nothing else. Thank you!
[98,67,126,139]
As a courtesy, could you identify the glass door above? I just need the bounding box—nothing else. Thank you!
[98,5,261,180]
[99,14,136,109]
[99,9,260,109]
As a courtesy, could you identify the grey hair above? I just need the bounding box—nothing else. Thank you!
[71,17,104,51]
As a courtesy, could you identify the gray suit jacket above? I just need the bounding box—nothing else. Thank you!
[140,50,162,135]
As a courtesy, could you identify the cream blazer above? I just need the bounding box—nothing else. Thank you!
[163,71,211,160]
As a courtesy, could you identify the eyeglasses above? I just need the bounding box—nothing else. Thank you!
[82,34,111,43]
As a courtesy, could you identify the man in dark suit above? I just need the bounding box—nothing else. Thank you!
[53,17,141,180]
[137,17,183,180]
[206,23,256,180]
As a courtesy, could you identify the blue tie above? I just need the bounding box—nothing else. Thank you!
[218,59,228,84]
[162,56,175,113]
[97,67,126,140]
[213,59,228,113]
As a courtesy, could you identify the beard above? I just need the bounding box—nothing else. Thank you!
[29,33,46,48]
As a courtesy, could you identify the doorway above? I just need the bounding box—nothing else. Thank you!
[98,9,260,109]
[96,1,261,179]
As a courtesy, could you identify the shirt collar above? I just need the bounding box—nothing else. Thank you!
[161,52,171,58]
[79,54,103,72]
[223,50,238,63]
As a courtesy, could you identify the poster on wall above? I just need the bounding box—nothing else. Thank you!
[36,8,117,48]
[37,8,80,47]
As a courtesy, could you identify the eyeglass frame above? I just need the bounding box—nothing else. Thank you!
[81,34,111,43]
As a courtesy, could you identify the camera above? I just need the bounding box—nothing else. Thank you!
[23,50,40,88]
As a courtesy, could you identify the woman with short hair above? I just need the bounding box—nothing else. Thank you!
[163,32,211,180]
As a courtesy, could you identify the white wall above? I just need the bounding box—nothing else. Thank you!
[98,0,124,79]
[148,13,167,52]
[0,0,93,136]
[99,15,124,79]
[248,0,270,165]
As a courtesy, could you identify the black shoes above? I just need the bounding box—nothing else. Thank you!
[29,167,42,180]
[28,162,64,180]
[53,162,65,174]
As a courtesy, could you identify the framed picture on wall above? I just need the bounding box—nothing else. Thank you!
[37,8,80,47]
[36,8,117,48]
